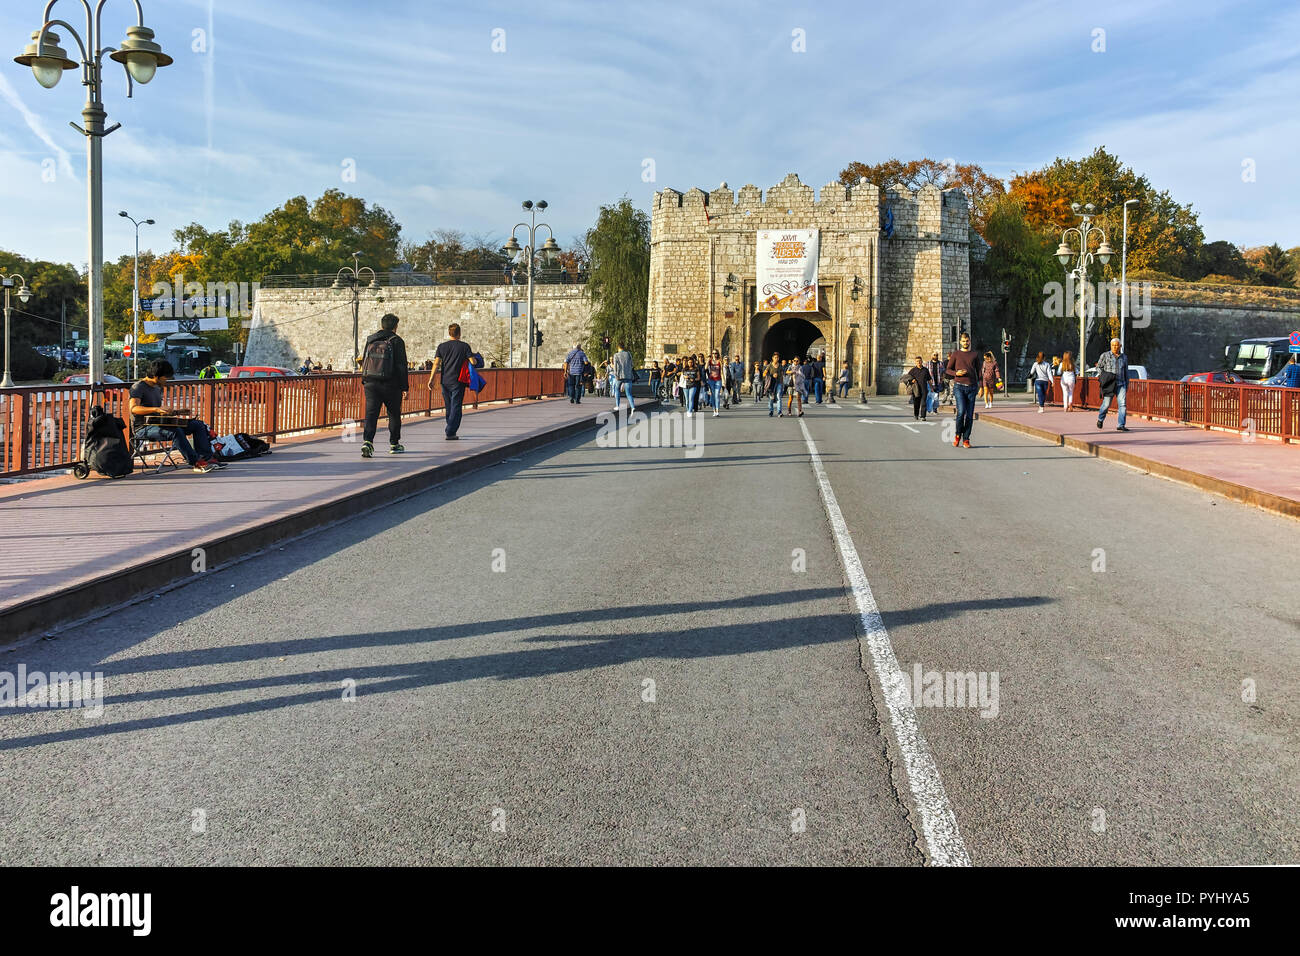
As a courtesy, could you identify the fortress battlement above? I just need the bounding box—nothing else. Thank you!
[651,172,968,243]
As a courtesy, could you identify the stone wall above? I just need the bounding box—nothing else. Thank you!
[646,172,969,394]
[247,285,593,371]
[972,280,1300,380]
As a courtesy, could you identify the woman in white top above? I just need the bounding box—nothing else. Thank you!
[1030,351,1054,413]
[1059,351,1077,412]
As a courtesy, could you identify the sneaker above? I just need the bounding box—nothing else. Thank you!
[953,437,960,447]
[713,411,719,417]
[1096,420,1103,429]
[389,443,405,454]
[962,439,971,448]
[445,434,459,441]
[1038,407,1044,414]
[769,410,774,417]
[212,457,228,468]
[361,441,374,458]
[192,460,215,474]
[1116,426,1130,432]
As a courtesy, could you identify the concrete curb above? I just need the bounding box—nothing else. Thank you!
[979,413,1300,521]
[2,404,657,646]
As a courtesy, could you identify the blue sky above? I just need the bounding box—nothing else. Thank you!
[1,0,1297,269]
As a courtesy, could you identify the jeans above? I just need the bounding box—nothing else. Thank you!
[1097,386,1127,428]
[139,419,213,465]
[768,383,784,414]
[707,380,723,410]
[363,381,403,444]
[685,385,699,412]
[1034,380,1048,408]
[954,383,977,440]
[838,381,850,398]
[442,382,466,436]
[614,380,636,412]
[813,379,824,403]
[567,372,584,402]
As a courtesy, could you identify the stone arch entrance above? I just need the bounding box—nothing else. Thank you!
[755,314,829,364]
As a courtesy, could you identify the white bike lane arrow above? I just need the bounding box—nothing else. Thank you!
[858,418,937,434]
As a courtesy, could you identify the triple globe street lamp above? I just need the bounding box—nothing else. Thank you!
[2,274,35,389]
[502,201,561,368]
[1055,203,1113,374]
[14,0,172,389]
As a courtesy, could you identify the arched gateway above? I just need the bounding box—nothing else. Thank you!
[644,173,972,394]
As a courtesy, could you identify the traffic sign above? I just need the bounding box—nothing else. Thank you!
[1289,331,1300,353]
[123,345,132,358]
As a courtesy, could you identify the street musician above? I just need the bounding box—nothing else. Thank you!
[127,360,223,474]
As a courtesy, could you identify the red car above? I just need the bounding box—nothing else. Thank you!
[1179,371,1244,384]
[63,373,126,385]
[227,366,295,378]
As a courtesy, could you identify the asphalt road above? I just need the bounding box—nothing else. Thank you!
[1,394,1297,865]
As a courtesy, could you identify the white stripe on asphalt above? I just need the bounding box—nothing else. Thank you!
[798,417,972,867]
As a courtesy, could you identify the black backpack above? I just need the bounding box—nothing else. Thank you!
[361,335,397,381]
[83,405,132,478]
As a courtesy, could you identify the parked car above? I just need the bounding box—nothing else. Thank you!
[227,366,295,378]
[62,373,126,385]
[1225,337,1292,382]
[1179,371,1244,384]
[1083,365,1148,380]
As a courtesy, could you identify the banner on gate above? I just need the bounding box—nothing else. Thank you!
[756,229,818,312]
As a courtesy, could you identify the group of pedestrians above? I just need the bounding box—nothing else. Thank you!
[746,351,839,417]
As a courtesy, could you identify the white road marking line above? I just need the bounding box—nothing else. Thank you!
[879,404,900,410]
[798,417,972,867]
[858,419,934,433]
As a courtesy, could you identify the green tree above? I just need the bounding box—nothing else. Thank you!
[1195,240,1252,281]
[1254,243,1294,287]
[0,249,84,378]
[583,198,650,362]
[977,195,1059,350]
[1009,147,1204,279]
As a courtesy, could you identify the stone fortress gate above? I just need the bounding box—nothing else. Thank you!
[645,173,971,394]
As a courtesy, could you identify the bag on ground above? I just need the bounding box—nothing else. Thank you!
[83,405,132,478]
[212,433,272,460]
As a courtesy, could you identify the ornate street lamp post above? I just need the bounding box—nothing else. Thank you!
[332,252,378,370]
[118,209,152,380]
[503,201,560,368]
[15,0,172,391]
[1055,202,1113,375]
[2,274,35,388]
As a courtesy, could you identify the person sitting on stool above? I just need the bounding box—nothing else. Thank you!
[128,359,222,473]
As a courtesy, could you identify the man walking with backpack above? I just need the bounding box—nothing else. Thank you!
[360,313,410,458]
[428,322,480,441]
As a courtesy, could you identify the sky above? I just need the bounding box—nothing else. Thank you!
[0,0,1297,270]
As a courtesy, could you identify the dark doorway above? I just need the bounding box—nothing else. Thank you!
[760,316,823,362]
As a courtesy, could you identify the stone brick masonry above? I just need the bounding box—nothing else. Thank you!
[646,172,970,394]
[247,285,593,371]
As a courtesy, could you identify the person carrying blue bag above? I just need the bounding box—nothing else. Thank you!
[428,322,482,441]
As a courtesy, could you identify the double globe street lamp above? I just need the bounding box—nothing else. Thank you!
[15,0,171,389]
[2,274,35,389]
[332,253,379,370]
[1055,203,1112,374]
[503,201,560,368]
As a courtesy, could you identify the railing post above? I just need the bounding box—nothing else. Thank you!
[205,380,217,431]
[266,379,279,442]
[13,392,30,474]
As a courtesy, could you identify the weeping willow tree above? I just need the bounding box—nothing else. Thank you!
[584,198,650,363]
